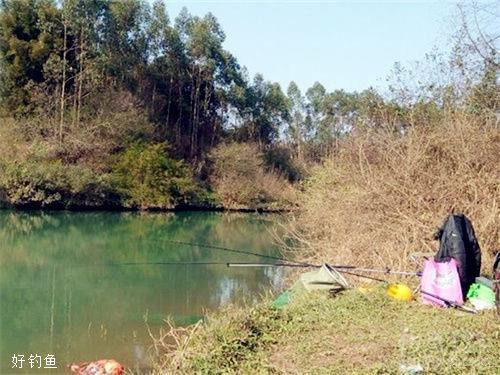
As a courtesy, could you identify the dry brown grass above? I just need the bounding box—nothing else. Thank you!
[210,142,298,210]
[146,319,203,373]
[292,111,499,271]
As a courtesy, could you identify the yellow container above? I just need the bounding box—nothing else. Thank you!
[387,283,413,301]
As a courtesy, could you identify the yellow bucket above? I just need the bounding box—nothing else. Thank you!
[386,283,413,301]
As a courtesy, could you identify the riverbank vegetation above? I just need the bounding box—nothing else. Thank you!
[286,3,499,266]
[150,288,499,374]
[292,111,499,269]
[0,0,300,210]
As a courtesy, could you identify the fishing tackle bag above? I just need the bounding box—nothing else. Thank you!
[434,213,481,297]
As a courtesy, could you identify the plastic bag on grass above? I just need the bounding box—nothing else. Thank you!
[466,283,495,310]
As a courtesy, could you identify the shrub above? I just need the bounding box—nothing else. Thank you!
[263,145,306,182]
[0,159,119,208]
[0,103,154,171]
[112,143,204,208]
[209,142,297,210]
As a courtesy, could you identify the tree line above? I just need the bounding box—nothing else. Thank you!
[1,0,293,159]
[0,0,497,209]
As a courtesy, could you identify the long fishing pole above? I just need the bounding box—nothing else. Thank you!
[228,262,359,269]
[343,267,421,277]
[105,258,420,278]
[96,237,421,276]
[227,261,420,277]
[105,237,421,277]
[106,261,316,267]
[106,260,343,268]
[420,290,477,314]
[164,239,314,265]
[100,261,359,271]
[226,262,318,268]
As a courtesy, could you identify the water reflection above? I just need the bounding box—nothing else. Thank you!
[0,210,285,373]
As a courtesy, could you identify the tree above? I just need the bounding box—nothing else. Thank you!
[457,1,498,70]
[286,81,310,158]
[239,74,289,144]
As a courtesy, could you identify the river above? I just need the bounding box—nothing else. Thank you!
[0,210,285,373]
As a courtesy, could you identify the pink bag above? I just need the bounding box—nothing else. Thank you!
[420,258,463,307]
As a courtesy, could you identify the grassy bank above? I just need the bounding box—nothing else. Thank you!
[150,287,499,374]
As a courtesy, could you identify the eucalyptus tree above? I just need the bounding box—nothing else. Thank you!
[304,82,367,155]
[286,81,312,157]
[0,0,291,160]
[239,74,289,145]
[101,0,149,85]
[141,6,249,158]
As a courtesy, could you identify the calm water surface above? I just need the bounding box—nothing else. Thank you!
[0,210,285,373]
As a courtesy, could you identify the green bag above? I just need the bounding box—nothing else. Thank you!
[467,283,495,310]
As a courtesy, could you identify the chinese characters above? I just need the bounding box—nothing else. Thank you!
[12,354,57,370]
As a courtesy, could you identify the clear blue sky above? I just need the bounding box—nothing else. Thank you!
[165,1,457,93]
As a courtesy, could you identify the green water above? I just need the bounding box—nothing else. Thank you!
[0,210,285,373]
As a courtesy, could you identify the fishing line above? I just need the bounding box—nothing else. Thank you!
[102,259,418,278]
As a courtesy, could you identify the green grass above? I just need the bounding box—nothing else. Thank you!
[151,287,499,374]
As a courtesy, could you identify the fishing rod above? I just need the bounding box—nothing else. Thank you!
[106,261,316,267]
[227,262,319,268]
[104,257,420,278]
[131,238,422,277]
[163,239,313,265]
[343,267,421,277]
[92,237,420,276]
[227,261,420,278]
[420,290,477,314]
[227,262,363,269]
[107,261,349,269]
